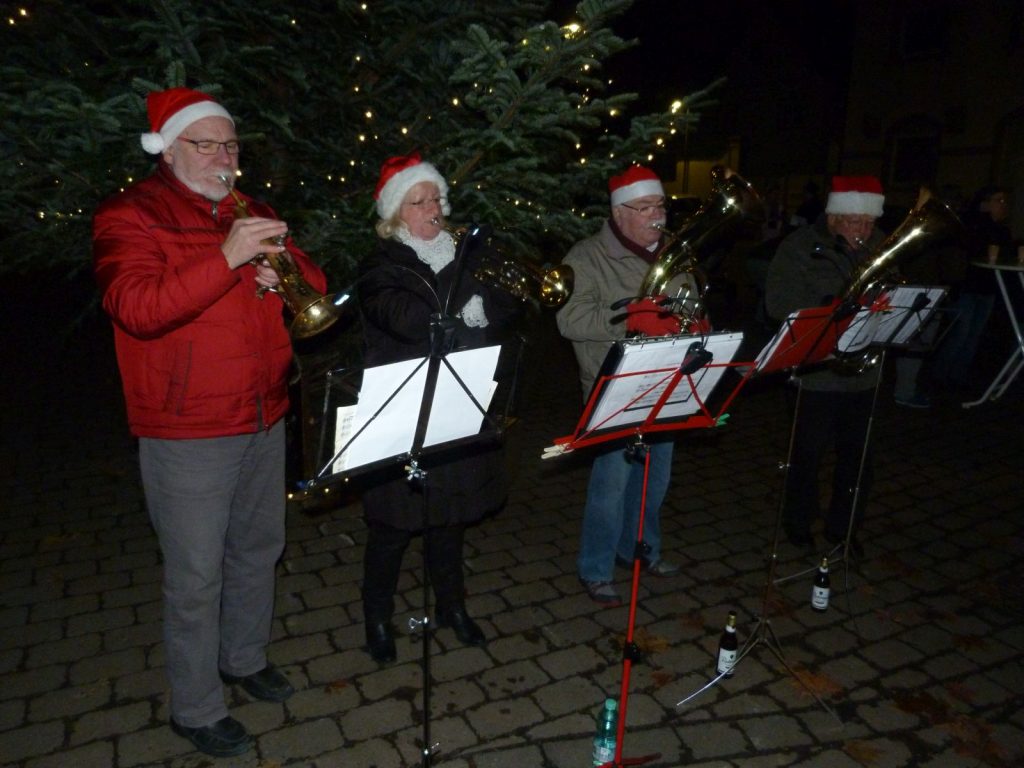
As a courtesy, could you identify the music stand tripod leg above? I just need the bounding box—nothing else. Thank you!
[403,460,440,767]
[604,439,661,768]
[676,382,841,722]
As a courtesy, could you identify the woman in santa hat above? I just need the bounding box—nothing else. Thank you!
[354,152,520,664]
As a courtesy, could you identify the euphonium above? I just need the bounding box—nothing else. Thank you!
[831,186,963,375]
[639,166,762,322]
[437,220,574,308]
[218,174,341,340]
[474,253,574,308]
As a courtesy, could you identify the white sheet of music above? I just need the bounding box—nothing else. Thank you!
[585,332,743,432]
[871,285,947,345]
[332,346,500,473]
[424,345,500,448]
[837,285,947,351]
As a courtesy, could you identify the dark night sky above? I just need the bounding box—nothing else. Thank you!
[548,0,861,179]
[550,0,858,143]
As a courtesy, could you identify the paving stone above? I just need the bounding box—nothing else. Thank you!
[0,666,68,701]
[258,717,345,762]
[23,740,115,768]
[28,681,112,722]
[69,700,152,746]
[0,721,66,763]
[465,696,546,740]
[25,633,103,669]
[340,698,414,741]
[478,658,550,698]
[68,647,146,686]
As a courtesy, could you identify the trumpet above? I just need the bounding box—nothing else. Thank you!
[433,219,574,308]
[218,174,341,340]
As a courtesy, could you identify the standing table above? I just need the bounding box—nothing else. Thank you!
[963,259,1024,408]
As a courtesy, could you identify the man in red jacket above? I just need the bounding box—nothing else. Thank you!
[93,87,327,758]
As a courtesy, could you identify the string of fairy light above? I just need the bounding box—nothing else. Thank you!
[14,7,690,228]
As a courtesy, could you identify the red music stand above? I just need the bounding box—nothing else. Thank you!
[675,287,949,720]
[543,331,753,767]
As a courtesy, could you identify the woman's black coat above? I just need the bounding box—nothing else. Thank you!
[356,235,520,530]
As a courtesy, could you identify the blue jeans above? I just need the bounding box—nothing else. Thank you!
[577,439,673,582]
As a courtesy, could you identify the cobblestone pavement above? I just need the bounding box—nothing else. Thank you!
[2,278,1022,768]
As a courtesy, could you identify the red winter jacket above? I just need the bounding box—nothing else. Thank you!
[93,164,328,439]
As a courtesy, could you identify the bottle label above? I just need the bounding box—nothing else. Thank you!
[717,648,737,675]
[593,740,615,765]
[812,586,830,610]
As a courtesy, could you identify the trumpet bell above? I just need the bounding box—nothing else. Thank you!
[289,294,342,340]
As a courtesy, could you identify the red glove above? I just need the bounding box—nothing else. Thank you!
[685,316,713,335]
[625,297,682,337]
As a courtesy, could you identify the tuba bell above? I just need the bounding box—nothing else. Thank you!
[831,186,963,374]
[218,175,342,340]
[639,166,762,323]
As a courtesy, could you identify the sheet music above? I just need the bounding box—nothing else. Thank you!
[755,285,948,374]
[585,332,743,432]
[330,346,501,473]
[332,357,426,474]
[754,306,841,374]
[871,285,947,345]
[836,308,879,353]
[424,345,500,447]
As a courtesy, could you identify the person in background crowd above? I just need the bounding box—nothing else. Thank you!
[926,185,1013,395]
[93,87,324,757]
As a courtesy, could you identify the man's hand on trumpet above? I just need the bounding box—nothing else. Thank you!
[220,216,289,269]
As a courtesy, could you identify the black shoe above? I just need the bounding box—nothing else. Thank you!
[170,716,252,758]
[824,529,864,558]
[220,664,295,702]
[365,620,397,664]
[784,526,815,550]
[614,555,681,577]
[436,606,486,647]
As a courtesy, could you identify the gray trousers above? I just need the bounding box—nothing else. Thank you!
[139,421,285,727]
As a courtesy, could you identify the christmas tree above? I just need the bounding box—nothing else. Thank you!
[1,0,721,284]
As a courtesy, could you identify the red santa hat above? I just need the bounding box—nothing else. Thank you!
[374,152,451,220]
[140,87,234,155]
[825,176,885,217]
[609,165,665,206]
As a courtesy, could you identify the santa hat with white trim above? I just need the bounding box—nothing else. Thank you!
[825,176,885,217]
[609,165,664,206]
[374,152,451,220]
[140,87,234,155]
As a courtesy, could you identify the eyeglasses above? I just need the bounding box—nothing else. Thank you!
[403,197,447,208]
[178,138,241,155]
[620,201,667,216]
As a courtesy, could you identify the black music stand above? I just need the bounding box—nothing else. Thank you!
[545,331,752,768]
[676,285,948,718]
[299,229,520,768]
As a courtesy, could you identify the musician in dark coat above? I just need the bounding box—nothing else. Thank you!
[356,152,519,663]
[764,176,887,557]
